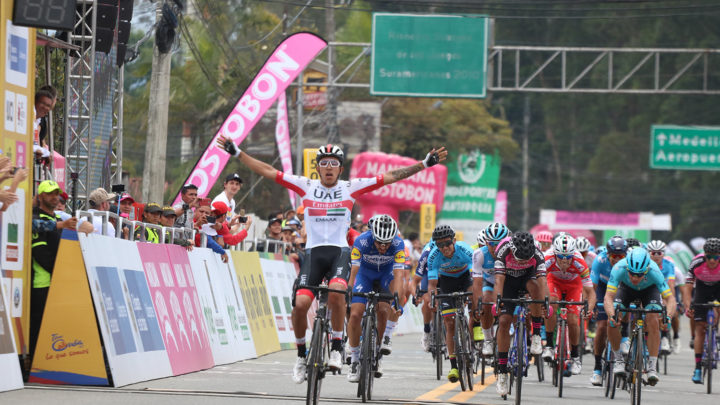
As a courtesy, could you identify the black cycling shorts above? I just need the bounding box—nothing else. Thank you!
[692,279,720,321]
[296,245,351,300]
[499,272,535,315]
[613,283,662,311]
[438,272,473,315]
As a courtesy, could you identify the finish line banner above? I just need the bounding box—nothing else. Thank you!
[173,33,327,205]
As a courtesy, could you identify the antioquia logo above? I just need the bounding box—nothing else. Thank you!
[457,150,486,184]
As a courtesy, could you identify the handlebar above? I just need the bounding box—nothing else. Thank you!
[301,285,349,296]
[691,301,720,309]
[430,290,472,309]
[550,299,589,315]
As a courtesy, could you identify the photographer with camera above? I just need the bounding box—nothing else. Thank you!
[210,201,252,247]
[192,199,228,262]
[174,183,198,229]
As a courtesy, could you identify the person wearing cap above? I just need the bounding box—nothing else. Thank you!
[30,180,79,363]
[192,201,229,262]
[211,173,243,220]
[78,188,117,237]
[174,184,198,228]
[160,206,194,249]
[119,193,135,218]
[211,201,252,247]
[135,203,162,243]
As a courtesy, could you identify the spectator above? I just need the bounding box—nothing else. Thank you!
[118,193,135,218]
[212,173,242,219]
[0,157,27,211]
[55,192,72,221]
[257,217,284,253]
[267,217,283,240]
[174,183,198,229]
[160,206,177,227]
[79,188,117,237]
[283,208,296,226]
[287,218,302,233]
[211,201,252,247]
[193,201,228,262]
[134,203,162,242]
[33,86,57,160]
[407,232,422,268]
[296,204,305,221]
[30,180,78,365]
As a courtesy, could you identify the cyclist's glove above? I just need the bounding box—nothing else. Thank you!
[222,139,242,157]
[422,150,440,168]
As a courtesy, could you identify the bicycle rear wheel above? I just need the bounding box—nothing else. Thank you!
[306,317,326,405]
[454,319,467,391]
[558,321,566,398]
[631,334,643,405]
[462,321,474,390]
[434,310,444,380]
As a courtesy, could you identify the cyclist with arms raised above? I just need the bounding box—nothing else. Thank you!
[605,248,676,386]
[427,224,474,383]
[472,222,511,357]
[589,236,628,385]
[217,136,446,382]
[683,237,720,384]
[493,231,548,396]
[542,234,596,375]
[346,215,404,382]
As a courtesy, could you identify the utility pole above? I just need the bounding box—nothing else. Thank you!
[325,0,339,145]
[522,96,530,231]
[142,1,172,204]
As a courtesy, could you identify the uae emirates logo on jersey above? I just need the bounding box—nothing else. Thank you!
[309,207,345,216]
[457,150,486,184]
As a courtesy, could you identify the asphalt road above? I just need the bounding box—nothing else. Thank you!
[2,323,717,405]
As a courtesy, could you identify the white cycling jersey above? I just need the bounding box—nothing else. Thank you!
[275,172,383,249]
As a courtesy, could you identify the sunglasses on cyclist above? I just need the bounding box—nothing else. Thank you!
[556,253,574,260]
[436,240,454,249]
[707,254,720,261]
[317,159,341,168]
[628,272,646,278]
[650,251,664,256]
[487,240,500,246]
[609,253,626,260]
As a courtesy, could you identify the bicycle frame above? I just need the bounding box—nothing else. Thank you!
[549,299,587,398]
[694,301,720,394]
[433,291,474,392]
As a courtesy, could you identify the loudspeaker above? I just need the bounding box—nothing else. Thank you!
[118,20,131,45]
[96,3,117,31]
[119,0,134,21]
[95,27,114,53]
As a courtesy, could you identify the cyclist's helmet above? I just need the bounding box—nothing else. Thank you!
[485,222,510,241]
[536,231,553,244]
[316,144,344,165]
[704,238,720,254]
[626,248,651,275]
[553,234,576,256]
[606,236,628,255]
[367,214,379,229]
[511,232,536,260]
[371,214,398,244]
[432,224,455,241]
[626,238,641,250]
[575,236,591,253]
[646,240,666,252]
[476,229,487,246]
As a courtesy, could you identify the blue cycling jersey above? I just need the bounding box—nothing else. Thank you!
[472,246,495,283]
[427,241,473,281]
[350,231,406,273]
[607,259,672,298]
[657,257,676,282]
[590,251,614,285]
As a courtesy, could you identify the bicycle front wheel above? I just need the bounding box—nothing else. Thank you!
[454,319,467,391]
[515,320,525,405]
[632,334,644,405]
[306,318,326,405]
[462,319,474,390]
[434,310,444,380]
[558,321,566,398]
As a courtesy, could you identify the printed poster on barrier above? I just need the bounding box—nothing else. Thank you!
[1,188,24,270]
[259,254,296,348]
[137,243,214,375]
[187,248,255,364]
[230,251,281,356]
[30,231,107,385]
[0,280,22,392]
[439,149,501,238]
[80,234,172,386]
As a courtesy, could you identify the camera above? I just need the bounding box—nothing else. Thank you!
[238,216,247,223]
[182,203,190,211]
[111,184,126,193]
[9,166,22,175]
[206,215,217,224]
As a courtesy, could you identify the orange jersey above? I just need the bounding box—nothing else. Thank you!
[544,252,593,288]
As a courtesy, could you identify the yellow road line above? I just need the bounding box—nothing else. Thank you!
[415,381,459,401]
[416,367,496,402]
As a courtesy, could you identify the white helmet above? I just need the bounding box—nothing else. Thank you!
[646,240,666,252]
[477,229,487,246]
[575,236,591,253]
[371,214,398,244]
[553,234,576,256]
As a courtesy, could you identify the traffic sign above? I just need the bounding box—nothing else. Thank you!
[650,125,720,170]
[371,13,488,98]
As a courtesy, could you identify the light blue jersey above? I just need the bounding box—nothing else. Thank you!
[427,241,474,280]
[590,251,614,285]
[607,259,672,298]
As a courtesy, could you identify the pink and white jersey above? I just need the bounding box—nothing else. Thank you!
[687,253,720,284]
[276,172,383,249]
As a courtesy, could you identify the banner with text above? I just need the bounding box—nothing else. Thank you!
[0,273,22,392]
[275,92,295,208]
[540,209,671,231]
[80,234,173,386]
[351,151,448,221]
[259,254,297,348]
[173,33,327,205]
[439,150,500,237]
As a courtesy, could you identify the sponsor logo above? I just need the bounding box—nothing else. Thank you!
[51,333,85,352]
[394,250,406,264]
[351,248,362,260]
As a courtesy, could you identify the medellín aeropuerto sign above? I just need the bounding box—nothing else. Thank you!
[650,125,720,170]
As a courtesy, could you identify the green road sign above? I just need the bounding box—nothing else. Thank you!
[650,125,720,170]
[371,13,488,98]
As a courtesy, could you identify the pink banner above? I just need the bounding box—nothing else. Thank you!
[350,151,447,221]
[136,243,214,375]
[529,224,597,247]
[275,92,295,208]
[555,210,640,226]
[493,190,507,224]
[172,33,327,206]
[53,151,66,193]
